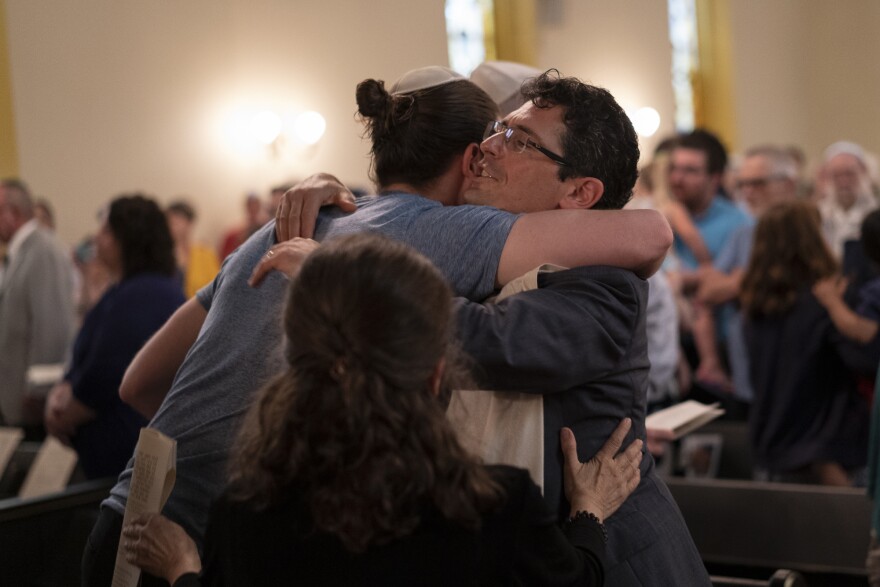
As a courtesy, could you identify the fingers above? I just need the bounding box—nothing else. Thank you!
[559,427,579,473]
[286,201,303,241]
[248,253,277,287]
[275,199,290,242]
[249,239,320,287]
[594,418,632,460]
[617,436,644,470]
[300,195,321,240]
[333,190,358,213]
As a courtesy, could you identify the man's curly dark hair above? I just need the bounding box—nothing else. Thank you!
[521,70,640,210]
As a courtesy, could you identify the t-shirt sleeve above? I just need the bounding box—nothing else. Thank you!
[714,224,752,273]
[401,205,519,301]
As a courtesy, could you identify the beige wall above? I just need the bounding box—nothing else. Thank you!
[535,0,676,161]
[728,0,880,164]
[6,2,880,245]
[5,0,448,246]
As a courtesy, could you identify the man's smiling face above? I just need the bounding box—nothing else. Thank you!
[461,102,573,213]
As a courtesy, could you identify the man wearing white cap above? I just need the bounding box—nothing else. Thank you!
[820,140,879,259]
[470,60,543,116]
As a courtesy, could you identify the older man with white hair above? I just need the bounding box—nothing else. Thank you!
[820,140,879,259]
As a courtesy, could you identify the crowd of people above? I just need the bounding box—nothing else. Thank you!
[0,60,878,585]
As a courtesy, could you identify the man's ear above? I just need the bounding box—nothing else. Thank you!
[559,177,605,210]
[461,143,481,179]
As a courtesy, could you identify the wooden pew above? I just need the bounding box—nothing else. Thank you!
[0,478,114,586]
[668,477,871,584]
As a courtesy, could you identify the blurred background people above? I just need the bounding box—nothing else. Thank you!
[741,201,873,485]
[218,192,267,260]
[819,141,879,260]
[691,145,800,409]
[71,234,113,320]
[33,197,56,231]
[44,194,185,479]
[166,199,220,298]
[0,178,75,435]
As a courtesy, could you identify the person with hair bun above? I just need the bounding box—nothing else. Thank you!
[122,233,642,586]
[87,68,670,586]
[44,194,184,479]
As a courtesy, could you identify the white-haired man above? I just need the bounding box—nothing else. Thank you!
[820,141,878,259]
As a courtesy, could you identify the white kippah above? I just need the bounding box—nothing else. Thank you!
[390,66,465,95]
[469,60,543,105]
[824,140,867,165]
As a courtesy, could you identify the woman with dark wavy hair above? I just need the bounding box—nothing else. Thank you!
[44,194,184,479]
[741,200,870,485]
[122,233,642,586]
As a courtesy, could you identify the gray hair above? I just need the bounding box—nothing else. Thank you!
[0,178,34,218]
[742,145,799,181]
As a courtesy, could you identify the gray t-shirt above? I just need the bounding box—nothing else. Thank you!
[104,192,518,541]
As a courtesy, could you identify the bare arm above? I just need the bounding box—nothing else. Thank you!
[813,276,878,344]
[660,199,711,264]
[119,298,207,419]
[497,208,672,285]
[696,266,743,306]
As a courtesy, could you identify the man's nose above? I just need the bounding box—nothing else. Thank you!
[481,133,506,157]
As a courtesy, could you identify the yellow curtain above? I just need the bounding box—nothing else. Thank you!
[0,0,18,177]
[694,0,737,151]
[490,0,537,66]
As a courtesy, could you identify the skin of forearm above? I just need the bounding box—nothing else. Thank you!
[825,297,878,344]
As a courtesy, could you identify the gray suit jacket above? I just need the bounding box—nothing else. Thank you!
[0,227,75,425]
[456,266,711,586]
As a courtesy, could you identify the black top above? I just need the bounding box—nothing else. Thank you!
[174,466,605,586]
[746,288,871,472]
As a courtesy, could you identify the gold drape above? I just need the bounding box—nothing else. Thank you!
[490,0,537,66]
[693,0,737,150]
[0,0,18,177]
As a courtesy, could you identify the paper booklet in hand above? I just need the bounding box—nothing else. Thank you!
[645,400,725,439]
[111,428,177,587]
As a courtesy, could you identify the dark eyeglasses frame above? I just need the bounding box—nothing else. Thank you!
[483,121,571,167]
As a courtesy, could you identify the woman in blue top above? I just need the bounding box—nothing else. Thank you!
[44,194,185,479]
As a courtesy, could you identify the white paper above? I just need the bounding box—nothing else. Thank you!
[0,427,24,480]
[645,400,725,439]
[111,428,177,587]
[26,364,66,387]
[18,436,78,499]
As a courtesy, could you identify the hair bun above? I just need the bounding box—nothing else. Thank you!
[356,79,392,119]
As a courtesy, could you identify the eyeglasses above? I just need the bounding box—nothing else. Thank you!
[483,121,571,167]
[735,175,787,191]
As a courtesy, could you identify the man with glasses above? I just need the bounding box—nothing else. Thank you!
[668,129,751,268]
[286,70,708,585]
[447,72,710,586]
[694,145,799,405]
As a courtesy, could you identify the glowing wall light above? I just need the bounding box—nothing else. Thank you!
[251,110,283,145]
[292,111,326,145]
[630,107,661,138]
